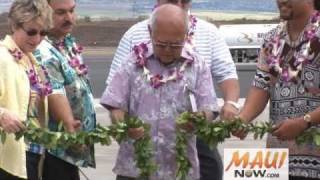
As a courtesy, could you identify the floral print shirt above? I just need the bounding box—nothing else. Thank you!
[34,34,96,168]
[253,15,320,178]
[101,42,218,179]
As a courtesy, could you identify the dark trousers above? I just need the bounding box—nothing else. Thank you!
[116,175,136,180]
[43,152,80,180]
[0,168,25,180]
[26,151,80,180]
[26,151,41,180]
[197,138,223,180]
[290,176,320,180]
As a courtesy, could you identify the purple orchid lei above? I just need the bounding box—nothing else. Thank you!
[135,7,197,88]
[55,41,88,76]
[9,48,23,60]
[9,48,52,96]
[265,11,320,82]
[187,15,197,45]
[133,43,194,88]
[26,65,53,96]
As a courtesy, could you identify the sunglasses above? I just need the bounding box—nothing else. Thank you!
[20,25,49,37]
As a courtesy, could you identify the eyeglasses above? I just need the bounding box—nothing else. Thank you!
[277,0,299,3]
[153,40,185,50]
[20,25,48,37]
[167,0,191,4]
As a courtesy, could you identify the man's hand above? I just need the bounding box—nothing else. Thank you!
[232,126,249,140]
[272,118,308,141]
[128,127,145,140]
[232,116,249,140]
[0,109,25,133]
[64,119,81,133]
[66,144,88,156]
[220,102,239,120]
[177,122,195,133]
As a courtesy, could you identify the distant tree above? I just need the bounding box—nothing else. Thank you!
[137,15,148,21]
[84,16,91,23]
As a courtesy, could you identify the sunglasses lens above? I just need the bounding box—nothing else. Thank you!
[21,25,48,37]
[25,29,48,36]
[26,29,38,36]
[40,31,48,36]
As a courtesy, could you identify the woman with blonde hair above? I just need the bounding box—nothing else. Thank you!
[0,0,52,179]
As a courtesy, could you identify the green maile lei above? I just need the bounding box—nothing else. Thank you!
[1,112,320,179]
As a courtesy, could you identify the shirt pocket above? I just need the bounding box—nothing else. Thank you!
[172,80,196,114]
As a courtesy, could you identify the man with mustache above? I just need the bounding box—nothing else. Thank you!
[27,0,96,179]
[234,0,320,179]
[106,0,239,179]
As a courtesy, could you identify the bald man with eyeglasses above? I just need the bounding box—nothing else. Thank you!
[105,0,240,180]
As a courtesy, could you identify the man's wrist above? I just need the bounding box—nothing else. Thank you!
[302,113,312,129]
[237,114,250,124]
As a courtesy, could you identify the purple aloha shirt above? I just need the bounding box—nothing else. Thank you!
[101,42,218,180]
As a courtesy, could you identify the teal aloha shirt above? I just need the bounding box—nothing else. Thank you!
[34,34,96,168]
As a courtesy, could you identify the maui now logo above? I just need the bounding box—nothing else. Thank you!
[224,149,289,180]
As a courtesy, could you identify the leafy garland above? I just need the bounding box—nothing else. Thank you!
[175,112,320,180]
[1,113,320,179]
[0,116,156,178]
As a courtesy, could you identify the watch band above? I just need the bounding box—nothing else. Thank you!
[303,114,312,129]
[226,101,240,110]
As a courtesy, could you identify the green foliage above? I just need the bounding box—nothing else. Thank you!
[296,128,320,147]
[1,112,319,179]
[0,116,156,178]
[175,112,316,179]
[176,130,192,180]
[0,130,6,144]
[126,116,157,178]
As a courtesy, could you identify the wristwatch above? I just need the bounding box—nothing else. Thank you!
[303,113,312,129]
[226,101,240,110]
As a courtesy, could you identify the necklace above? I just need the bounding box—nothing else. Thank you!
[54,37,88,76]
[187,15,197,45]
[265,11,320,82]
[136,10,198,88]
[133,43,194,88]
[9,48,52,96]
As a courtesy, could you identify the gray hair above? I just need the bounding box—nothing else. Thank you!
[8,0,53,31]
[150,4,189,33]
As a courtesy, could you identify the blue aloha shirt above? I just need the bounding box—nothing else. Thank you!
[34,34,96,168]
